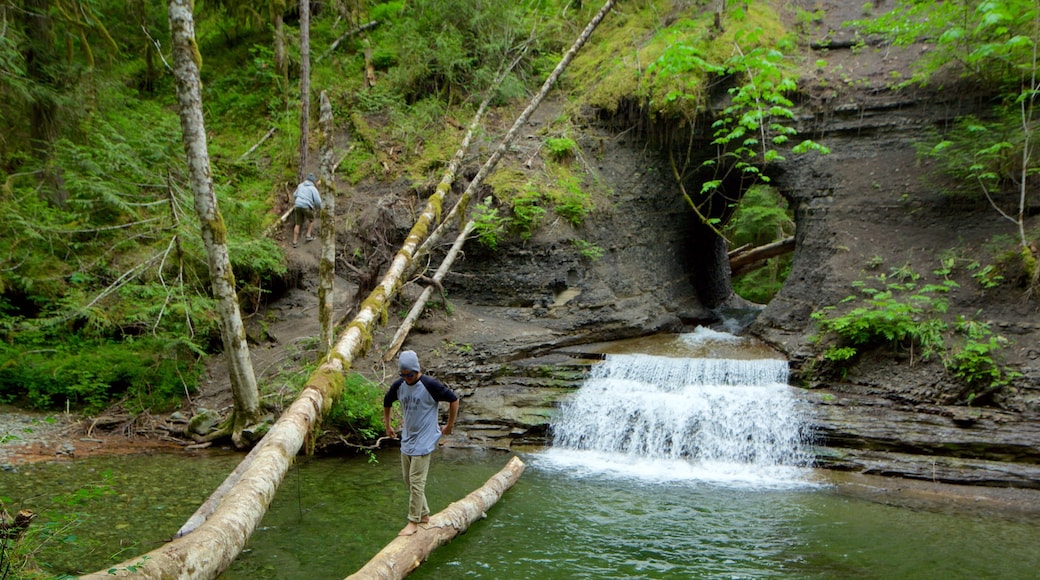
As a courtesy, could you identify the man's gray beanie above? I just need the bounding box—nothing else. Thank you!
[306,172,316,182]
[399,350,420,372]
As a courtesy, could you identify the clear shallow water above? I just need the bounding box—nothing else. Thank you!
[3,449,1040,578]
[4,329,1039,578]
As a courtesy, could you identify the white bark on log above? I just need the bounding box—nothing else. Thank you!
[237,126,277,162]
[319,20,379,62]
[165,0,261,446]
[79,381,328,579]
[346,456,526,580]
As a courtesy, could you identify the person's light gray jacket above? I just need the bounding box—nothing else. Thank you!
[293,179,322,210]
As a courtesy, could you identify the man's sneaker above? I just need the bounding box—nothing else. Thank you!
[305,236,315,242]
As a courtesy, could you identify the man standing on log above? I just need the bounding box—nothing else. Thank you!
[383,350,459,536]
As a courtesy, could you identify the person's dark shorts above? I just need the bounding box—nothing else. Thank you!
[293,206,315,227]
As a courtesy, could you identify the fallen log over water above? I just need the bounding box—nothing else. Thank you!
[346,455,526,580]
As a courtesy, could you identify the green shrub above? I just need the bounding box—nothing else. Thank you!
[544,137,577,161]
[812,266,1019,403]
[472,197,508,250]
[812,269,955,361]
[510,188,546,240]
[572,239,604,260]
[0,336,202,414]
[326,372,385,442]
[946,318,1022,400]
[549,173,591,227]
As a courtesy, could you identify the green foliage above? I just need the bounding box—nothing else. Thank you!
[326,372,385,442]
[812,267,1018,403]
[547,172,591,227]
[572,239,604,260]
[472,197,508,250]
[946,317,1022,397]
[920,109,1035,193]
[203,44,286,130]
[812,266,954,359]
[374,0,535,105]
[0,336,202,413]
[509,188,547,240]
[848,0,1040,88]
[968,262,1005,289]
[726,185,793,245]
[726,185,794,303]
[700,30,830,192]
[544,137,577,161]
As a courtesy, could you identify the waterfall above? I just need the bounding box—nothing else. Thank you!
[542,334,815,486]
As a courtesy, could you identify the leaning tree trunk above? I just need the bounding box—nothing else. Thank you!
[81,3,618,577]
[166,0,261,446]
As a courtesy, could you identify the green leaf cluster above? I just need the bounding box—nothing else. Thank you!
[848,0,1040,88]
[472,197,508,251]
[0,336,202,414]
[325,372,385,442]
[725,185,794,303]
[812,266,1019,403]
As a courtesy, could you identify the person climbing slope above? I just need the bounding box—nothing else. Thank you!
[292,172,322,248]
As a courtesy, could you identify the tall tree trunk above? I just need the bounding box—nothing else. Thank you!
[271,0,288,93]
[318,90,336,353]
[166,0,261,447]
[298,0,311,180]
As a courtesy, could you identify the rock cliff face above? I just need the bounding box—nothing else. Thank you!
[406,3,1040,488]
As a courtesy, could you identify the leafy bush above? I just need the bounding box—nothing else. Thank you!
[0,336,202,414]
[472,197,508,250]
[509,188,547,240]
[812,269,955,361]
[544,137,577,161]
[812,266,1019,404]
[549,173,591,227]
[325,372,385,442]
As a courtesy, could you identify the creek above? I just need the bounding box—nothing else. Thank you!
[2,330,1039,578]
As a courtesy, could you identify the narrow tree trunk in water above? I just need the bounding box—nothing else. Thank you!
[348,456,526,580]
[166,0,261,446]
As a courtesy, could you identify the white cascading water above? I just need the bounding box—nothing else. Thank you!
[540,331,815,486]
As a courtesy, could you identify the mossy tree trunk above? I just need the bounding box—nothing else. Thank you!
[318,90,336,353]
[167,0,262,448]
